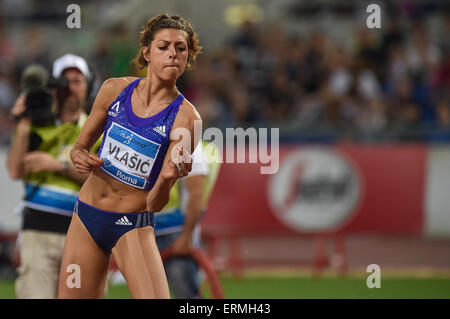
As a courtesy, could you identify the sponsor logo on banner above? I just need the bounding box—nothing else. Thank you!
[100,123,161,189]
[268,148,362,232]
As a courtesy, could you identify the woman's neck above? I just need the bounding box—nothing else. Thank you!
[140,72,179,106]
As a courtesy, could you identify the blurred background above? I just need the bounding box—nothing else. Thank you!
[0,0,449,298]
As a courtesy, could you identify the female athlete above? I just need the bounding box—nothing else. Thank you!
[57,14,202,298]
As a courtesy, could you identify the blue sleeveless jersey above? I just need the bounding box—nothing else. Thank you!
[97,78,183,191]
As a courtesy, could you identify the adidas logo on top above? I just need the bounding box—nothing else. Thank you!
[153,125,166,137]
[115,216,132,226]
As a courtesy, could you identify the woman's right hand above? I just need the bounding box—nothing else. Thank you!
[70,147,104,174]
[161,146,192,181]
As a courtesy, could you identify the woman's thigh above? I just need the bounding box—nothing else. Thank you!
[58,213,110,298]
[112,226,170,299]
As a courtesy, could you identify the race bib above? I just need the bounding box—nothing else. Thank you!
[100,123,161,189]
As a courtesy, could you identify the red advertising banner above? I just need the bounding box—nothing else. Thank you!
[202,144,427,236]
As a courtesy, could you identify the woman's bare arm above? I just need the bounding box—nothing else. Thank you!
[70,78,127,173]
[146,101,202,212]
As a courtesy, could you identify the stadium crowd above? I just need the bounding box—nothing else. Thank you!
[0,4,449,144]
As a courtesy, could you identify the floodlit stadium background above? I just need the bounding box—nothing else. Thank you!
[0,0,449,298]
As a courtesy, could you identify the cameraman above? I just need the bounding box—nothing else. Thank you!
[7,55,98,299]
[52,54,94,114]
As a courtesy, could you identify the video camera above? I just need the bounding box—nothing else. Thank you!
[13,64,72,126]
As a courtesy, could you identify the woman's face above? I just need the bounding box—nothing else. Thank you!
[145,28,188,82]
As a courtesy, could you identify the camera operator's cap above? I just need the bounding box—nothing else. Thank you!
[52,54,90,78]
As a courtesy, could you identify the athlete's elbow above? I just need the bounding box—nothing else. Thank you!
[149,202,167,213]
[147,194,170,213]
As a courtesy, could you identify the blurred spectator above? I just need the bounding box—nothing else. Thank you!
[407,22,442,81]
[155,141,221,299]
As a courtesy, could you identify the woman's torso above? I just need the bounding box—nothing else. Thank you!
[79,77,184,213]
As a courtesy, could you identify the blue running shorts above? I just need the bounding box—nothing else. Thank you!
[75,198,155,254]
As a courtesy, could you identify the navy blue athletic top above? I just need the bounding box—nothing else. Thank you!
[97,78,183,190]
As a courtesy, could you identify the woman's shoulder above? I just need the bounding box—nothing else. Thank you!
[179,97,201,121]
[94,77,140,110]
[176,97,202,126]
[101,77,139,93]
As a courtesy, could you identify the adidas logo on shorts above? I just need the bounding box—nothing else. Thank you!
[153,125,166,137]
[115,216,132,226]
